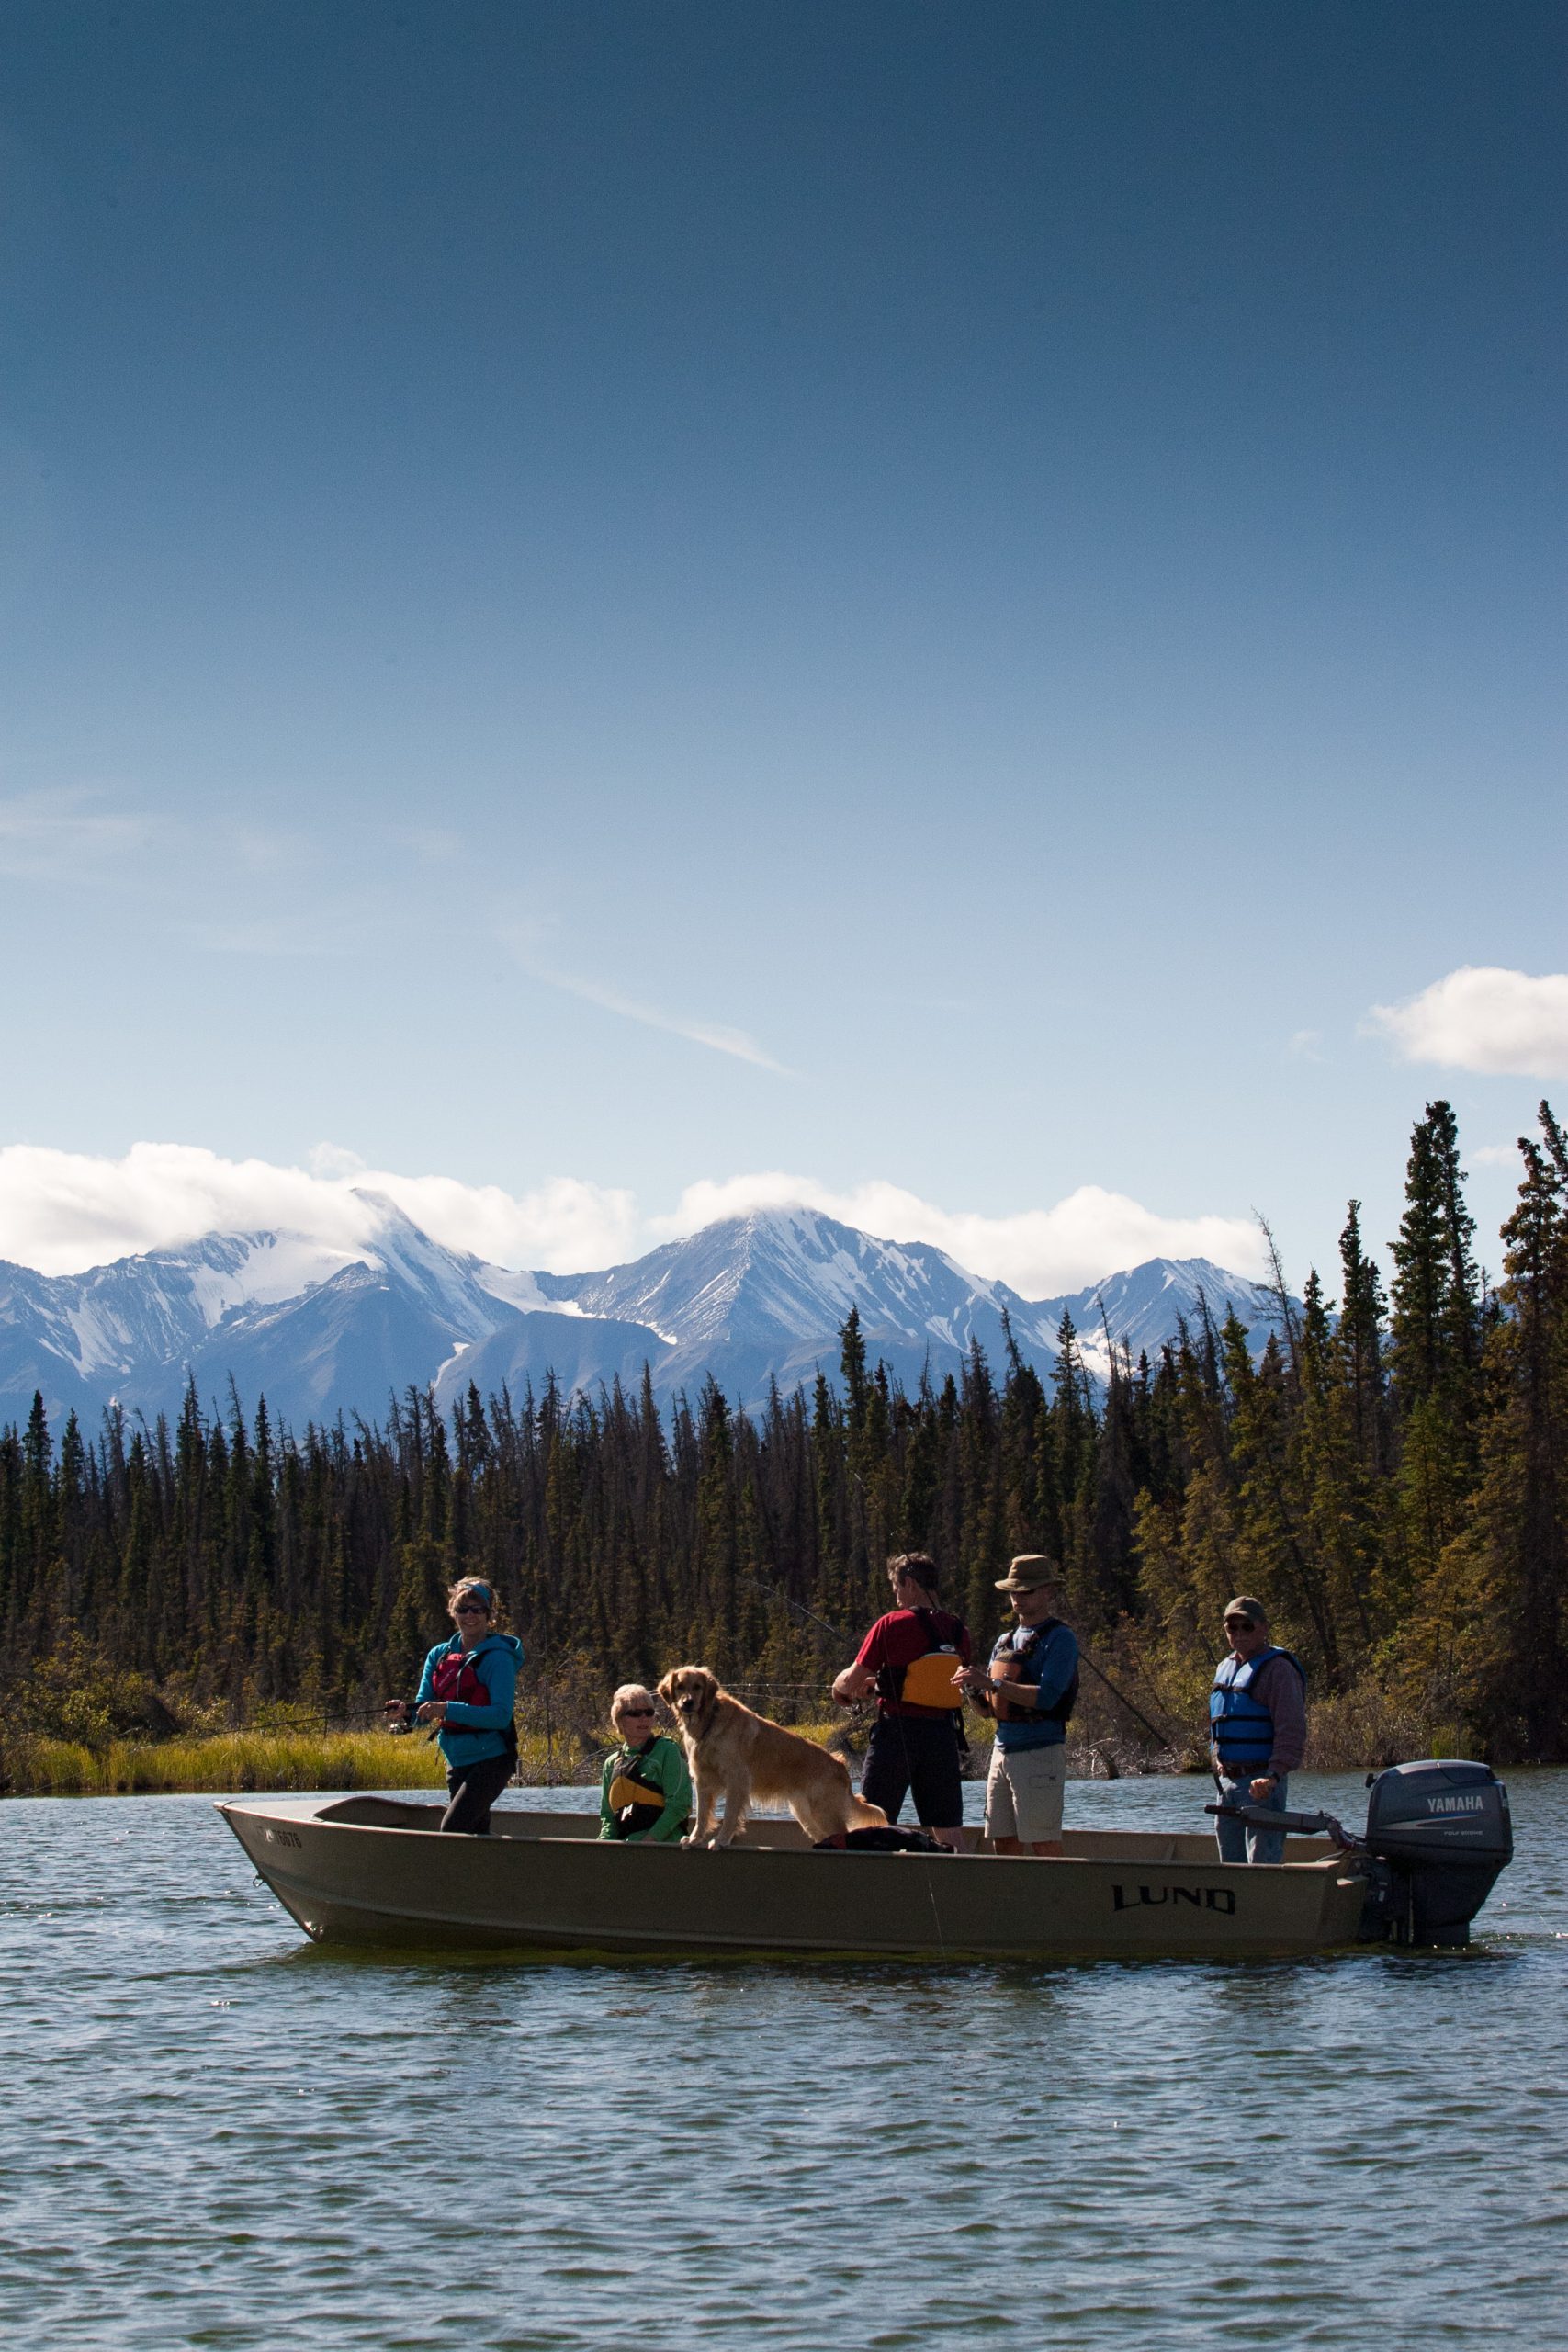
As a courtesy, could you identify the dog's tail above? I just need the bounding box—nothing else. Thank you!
[848,1792,889,1830]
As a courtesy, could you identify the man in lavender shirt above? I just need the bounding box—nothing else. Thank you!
[1208,1596,1308,1865]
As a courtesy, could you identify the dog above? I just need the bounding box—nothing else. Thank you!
[656,1666,889,1848]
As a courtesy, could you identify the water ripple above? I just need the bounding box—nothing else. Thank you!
[1,1775,1564,2348]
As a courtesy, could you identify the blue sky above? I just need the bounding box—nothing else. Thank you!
[1,2,1563,1293]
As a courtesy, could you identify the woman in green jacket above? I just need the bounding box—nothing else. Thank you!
[599,1683,692,1843]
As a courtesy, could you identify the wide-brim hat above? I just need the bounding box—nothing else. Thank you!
[995,1554,1058,1593]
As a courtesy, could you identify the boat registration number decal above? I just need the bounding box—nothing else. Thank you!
[264,1827,303,1849]
[1111,1883,1235,1914]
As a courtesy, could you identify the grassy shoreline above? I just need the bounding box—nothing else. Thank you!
[2,1702,1454,1797]
[3,1723,833,1796]
[1,1727,622,1797]
[3,1729,450,1797]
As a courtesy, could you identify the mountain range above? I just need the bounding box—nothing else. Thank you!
[0,1195,1291,1433]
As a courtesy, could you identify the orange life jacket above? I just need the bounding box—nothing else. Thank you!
[876,1609,966,1713]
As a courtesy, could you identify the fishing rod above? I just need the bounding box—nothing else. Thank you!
[739,1568,858,1656]
[748,1560,1177,1751]
[1071,1651,1179,1755]
[111,1702,395,1747]
[737,1570,878,1745]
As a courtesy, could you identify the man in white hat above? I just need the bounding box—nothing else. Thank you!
[955,1555,1078,1858]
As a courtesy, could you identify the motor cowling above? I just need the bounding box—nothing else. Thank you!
[1362,1759,1512,1946]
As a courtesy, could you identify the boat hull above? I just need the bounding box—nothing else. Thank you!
[219,1796,1371,1962]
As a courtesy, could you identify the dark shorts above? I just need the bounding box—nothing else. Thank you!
[860,1713,964,1832]
[442,1749,514,1834]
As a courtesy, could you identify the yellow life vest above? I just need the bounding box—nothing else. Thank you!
[608,1773,665,1815]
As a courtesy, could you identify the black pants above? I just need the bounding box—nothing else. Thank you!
[860,1714,964,1832]
[442,1749,515,1834]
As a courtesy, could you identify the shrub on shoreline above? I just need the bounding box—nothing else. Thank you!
[1,1695,1462,1799]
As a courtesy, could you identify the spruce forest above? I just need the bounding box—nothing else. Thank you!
[3,1100,1565,1766]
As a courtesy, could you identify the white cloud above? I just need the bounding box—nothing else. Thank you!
[307,1141,369,1180]
[0,789,159,878]
[0,1143,639,1278]
[656,1174,1267,1295]
[0,1143,1263,1295]
[1369,967,1568,1080]
[502,929,787,1071]
[538,970,787,1070]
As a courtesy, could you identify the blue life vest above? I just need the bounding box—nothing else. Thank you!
[1209,1646,1304,1774]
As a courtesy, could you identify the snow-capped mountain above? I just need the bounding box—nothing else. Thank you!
[535,1206,1043,1405]
[0,1230,362,1425]
[0,1198,1293,1433]
[0,1194,574,1430]
[535,1214,1289,1403]
[1039,1258,1292,1384]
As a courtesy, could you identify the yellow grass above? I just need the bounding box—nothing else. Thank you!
[10,1729,449,1796]
[4,1710,871,1796]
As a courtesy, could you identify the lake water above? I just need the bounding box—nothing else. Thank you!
[2,1770,1564,2350]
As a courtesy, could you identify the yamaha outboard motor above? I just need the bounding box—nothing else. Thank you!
[1361,1758,1512,1947]
[1210,1756,1513,1947]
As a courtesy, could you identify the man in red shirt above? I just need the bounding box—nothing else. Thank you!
[831,1553,972,1849]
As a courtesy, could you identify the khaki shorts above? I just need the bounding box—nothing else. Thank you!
[985,1739,1067,1844]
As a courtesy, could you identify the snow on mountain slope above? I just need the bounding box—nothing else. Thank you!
[0,1192,610,1427]
[519,1213,1295,1407]
[151,1257,605,1431]
[472,1262,575,1317]
[561,1206,1003,1346]
[429,1309,674,1419]
[1033,1257,1291,1381]
[547,1206,1058,1406]
[0,1230,357,1389]
[0,1198,1295,1430]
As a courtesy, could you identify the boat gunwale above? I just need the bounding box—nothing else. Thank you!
[217,1793,1356,1877]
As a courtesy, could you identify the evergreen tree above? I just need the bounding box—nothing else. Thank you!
[1,1103,1563,1766]
[1433,1105,1568,1756]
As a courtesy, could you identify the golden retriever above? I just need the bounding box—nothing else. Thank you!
[657,1666,888,1848]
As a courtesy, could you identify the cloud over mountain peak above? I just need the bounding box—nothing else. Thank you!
[0,1192,1292,1437]
[0,1142,1266,1297]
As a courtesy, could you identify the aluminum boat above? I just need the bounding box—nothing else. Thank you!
[217,1788,1418,1962]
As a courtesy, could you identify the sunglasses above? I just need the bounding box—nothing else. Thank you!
[454,1601,491,1616]
[620,1706,656,1718]
[1224,1616,1257,1630]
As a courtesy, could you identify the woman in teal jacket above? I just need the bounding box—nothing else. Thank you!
[599,1683,692,1844]
[386,1577,522,1833]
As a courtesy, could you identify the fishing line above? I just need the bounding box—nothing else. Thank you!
[1072,1652,1179,1755]
[101,1702,396,1747]
[739,1568,857,1654]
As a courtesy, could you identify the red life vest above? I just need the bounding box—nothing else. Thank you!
[430,1642,495,1711]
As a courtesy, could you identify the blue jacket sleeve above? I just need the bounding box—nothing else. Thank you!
[441,1644,519,1730]
[1029,1625,1078,1712]
[413,1645,443,1707]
